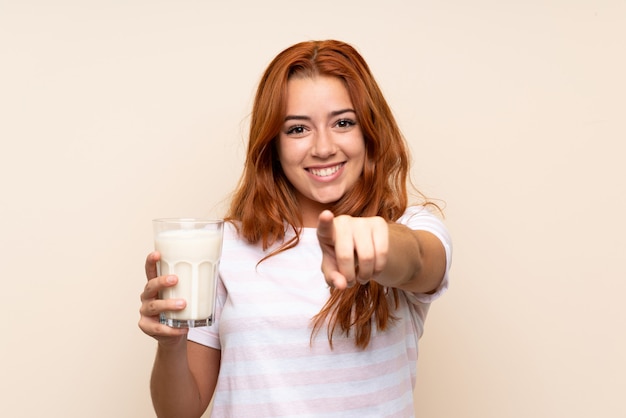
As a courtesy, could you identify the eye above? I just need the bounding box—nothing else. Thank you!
[285,125,307,135]
[335,119,356,129]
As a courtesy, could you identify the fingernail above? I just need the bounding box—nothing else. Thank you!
[175,300,184,308]
[166,275,176,284]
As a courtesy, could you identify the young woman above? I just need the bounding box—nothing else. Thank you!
[139,39,452,418]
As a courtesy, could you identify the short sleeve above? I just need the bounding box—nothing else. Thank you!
[187,270,226,349]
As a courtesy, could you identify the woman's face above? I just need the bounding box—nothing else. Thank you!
[277,75,366,225]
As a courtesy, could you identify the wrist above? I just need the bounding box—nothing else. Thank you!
[156,334,188,353]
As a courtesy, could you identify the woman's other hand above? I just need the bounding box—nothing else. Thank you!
[138,251,188,344]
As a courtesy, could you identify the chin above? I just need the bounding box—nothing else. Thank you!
[312,187,350,203]
[312,195,343,206]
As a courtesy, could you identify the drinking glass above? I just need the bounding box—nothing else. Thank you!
[153,218,224,328]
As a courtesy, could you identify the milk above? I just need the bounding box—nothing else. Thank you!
[155,226,223,327]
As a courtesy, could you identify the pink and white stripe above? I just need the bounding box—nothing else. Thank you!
[188,206,452,417]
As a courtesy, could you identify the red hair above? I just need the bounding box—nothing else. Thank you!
[225,40,415,349]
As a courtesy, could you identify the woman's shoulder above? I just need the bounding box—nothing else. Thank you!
[397,205,451,244]
[396,205,442,224]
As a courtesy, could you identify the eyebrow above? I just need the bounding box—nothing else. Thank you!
[284,108,356,122]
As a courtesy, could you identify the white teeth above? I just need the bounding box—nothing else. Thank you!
[309,164,342,177]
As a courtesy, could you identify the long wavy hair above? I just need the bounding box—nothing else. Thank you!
[225,40,416,349]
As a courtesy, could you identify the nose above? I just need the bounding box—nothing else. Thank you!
[311,129,337,158]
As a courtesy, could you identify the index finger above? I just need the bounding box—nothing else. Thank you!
[316,210,335,245]
[145,251,160,280]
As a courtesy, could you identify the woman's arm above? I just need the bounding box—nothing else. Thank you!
[140,252,220,418]
[316,210,446,292]
[150,339,220,418]
[376,224,446,293]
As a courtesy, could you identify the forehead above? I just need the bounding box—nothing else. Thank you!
[284,76,353,111]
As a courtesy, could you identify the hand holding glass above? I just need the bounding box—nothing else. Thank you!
[153,219,224,328]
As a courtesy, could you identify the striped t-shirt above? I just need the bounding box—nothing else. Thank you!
[188,206,452,417]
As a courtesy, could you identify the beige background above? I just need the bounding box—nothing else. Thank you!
[1,1,624,417]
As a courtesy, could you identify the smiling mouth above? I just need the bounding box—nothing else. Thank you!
[307,163,345,177]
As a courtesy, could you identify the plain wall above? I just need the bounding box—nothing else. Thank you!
[1,1,624,417]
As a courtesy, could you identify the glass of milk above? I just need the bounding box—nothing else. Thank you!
[152,218,224,328]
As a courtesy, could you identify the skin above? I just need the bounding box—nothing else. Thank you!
[138,75,447,418]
